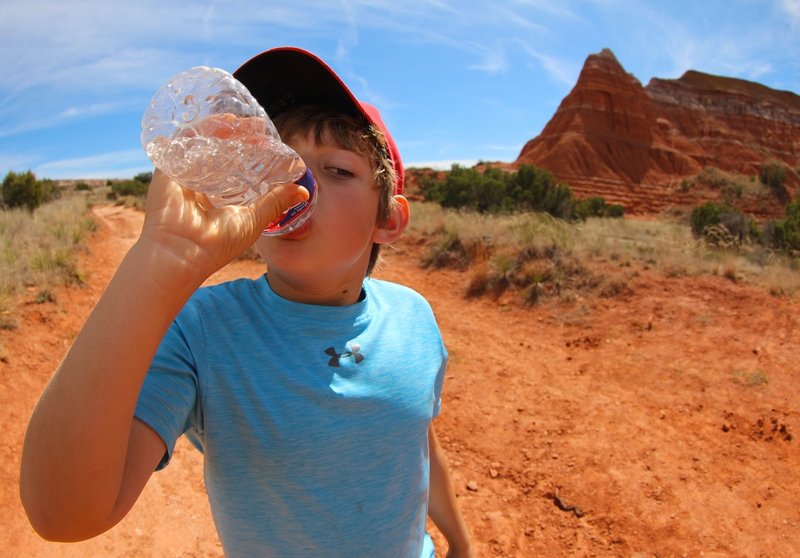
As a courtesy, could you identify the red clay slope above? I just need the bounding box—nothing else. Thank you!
[515,49,800,216]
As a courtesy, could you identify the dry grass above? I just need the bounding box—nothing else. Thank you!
[0,194,98,363]
[690,166,769,200]
[407,202,800,302]
[0,197,96,308]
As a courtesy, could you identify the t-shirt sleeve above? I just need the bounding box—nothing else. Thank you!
[134,303,203,470]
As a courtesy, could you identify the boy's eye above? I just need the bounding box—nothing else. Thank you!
[328,166,355,178]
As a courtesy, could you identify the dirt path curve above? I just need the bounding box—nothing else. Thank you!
[2,204,800,557]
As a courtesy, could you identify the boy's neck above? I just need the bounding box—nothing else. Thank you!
[264,272,367,306]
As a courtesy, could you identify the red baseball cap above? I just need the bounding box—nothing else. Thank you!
[234,47,405,195]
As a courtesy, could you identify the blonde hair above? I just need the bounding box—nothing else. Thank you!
[273,105,397,275]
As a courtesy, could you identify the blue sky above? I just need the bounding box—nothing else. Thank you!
[1,0,798,179]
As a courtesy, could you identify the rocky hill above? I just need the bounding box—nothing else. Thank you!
[515,49,800,216]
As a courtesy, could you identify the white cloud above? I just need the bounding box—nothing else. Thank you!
[779,0,800,22]
[485,144,522,152]
[57,103,121,120]
[35,149,151,179]
[0,0,329,95]
[514,40,578,86]
[2,0,798,179]
[511,0,577,20]
[406,159,479,170]
[608,2,793,87]
[0,102,125,139]
[468,45,510,74]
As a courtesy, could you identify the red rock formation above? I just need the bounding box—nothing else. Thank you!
[515,49,800,216]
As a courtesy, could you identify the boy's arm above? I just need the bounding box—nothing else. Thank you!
[428,425,474,558]
[19,170,308,542]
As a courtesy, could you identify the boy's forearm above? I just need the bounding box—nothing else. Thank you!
[20,237,204,539]
[428,426,473,555]
[20,169,302,540]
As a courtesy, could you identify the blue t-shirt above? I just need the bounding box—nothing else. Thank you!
[134,275,446,558]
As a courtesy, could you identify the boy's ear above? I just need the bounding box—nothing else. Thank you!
[373,195,410,245]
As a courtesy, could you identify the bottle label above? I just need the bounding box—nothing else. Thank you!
[262,168,317,234]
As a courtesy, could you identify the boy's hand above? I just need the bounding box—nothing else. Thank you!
[140,168,307,282]
[139,113,308,283]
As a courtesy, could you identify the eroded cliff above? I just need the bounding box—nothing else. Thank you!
[515,49,800,216]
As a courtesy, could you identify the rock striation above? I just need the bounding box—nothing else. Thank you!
[515,49,800,216]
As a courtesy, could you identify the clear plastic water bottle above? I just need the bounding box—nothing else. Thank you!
[141,66,316,235]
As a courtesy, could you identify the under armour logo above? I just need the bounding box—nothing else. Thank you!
[325,344,364,367]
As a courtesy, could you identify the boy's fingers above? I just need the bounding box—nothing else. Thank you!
[185,114,267,141]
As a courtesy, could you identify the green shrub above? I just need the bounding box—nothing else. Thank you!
[507,164,573,218]
[605,204,625,218]
[421,163,621,221]
[133,171,153,184]
[109,172,151,197]
[572,196,625,220]
[690,202,722,237]
[75,182,92,191]
[690,202,750,244]
[2,171,43,211]
[771,198,800,252]
[759,161,788,202]
[39,178,61,204]
[110,180,148,197]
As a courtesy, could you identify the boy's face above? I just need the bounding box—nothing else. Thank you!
[255,132,383,304]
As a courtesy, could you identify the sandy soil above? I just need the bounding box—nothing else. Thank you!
[2,204,799,557]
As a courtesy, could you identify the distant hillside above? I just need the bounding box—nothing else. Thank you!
[515,49,800,217]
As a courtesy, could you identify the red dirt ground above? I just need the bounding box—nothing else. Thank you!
[2,204,799,557]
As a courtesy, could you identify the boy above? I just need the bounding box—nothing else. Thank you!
[20,47,473,557]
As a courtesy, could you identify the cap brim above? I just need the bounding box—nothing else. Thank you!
[234,47,362,120]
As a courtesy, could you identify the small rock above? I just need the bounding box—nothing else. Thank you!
[489,469,499,478]
[466,480,479,492]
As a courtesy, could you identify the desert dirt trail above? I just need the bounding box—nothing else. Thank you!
[2,203,799,557]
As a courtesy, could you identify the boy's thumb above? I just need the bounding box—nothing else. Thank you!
[252,183,310,230]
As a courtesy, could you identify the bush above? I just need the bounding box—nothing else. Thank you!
[507,165,573,218]
[605,204,625,218]
[690,202,720,237]
[38,178,61,204]
[109,172,151,198]
[421,164,622,221]
[771,198,800,252]
[572,196,625,220]
[759,161,788,202]
[133,171,153,184]
[2,171,43,211]
[110,180,148,197]
[690,202,750,244]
